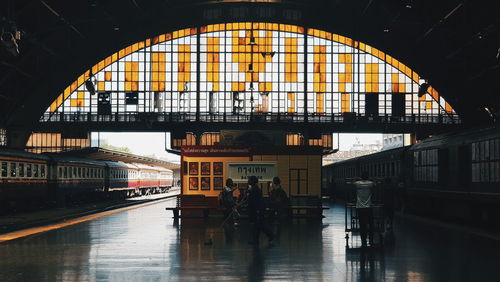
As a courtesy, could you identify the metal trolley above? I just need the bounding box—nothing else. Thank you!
[345,178,385,249]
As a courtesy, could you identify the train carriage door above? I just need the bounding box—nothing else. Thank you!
[289,168,308,195]
[458,145,471,191]
[438,149,449,187]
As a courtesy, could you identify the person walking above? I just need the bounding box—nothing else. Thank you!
[219,178,237,226]
[247,176,274,246]
[354,171,375,247]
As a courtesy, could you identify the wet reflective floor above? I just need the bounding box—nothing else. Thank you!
[1,199,499,282]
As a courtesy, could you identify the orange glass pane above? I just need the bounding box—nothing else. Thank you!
[316,93,324,114]
[98,81,105,91]
[287,92,296,113]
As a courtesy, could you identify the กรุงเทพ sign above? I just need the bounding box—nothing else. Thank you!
[226,162,277,182]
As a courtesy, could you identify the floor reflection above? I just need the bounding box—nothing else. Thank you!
[1,198,500,281]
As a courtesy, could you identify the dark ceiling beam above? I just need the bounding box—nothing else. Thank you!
[418,1,465,42]
[39,0,85,38]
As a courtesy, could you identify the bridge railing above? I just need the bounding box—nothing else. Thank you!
[39,112,461,125]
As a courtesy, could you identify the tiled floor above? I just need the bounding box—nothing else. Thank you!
[0,198,499,281]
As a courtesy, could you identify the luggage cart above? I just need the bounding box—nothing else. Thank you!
[345,178,385,249]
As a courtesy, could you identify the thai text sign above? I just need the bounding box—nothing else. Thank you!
[226,162,277,182]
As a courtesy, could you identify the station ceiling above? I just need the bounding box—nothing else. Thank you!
[0,0,498,132]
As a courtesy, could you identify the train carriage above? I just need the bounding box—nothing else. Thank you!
[0,148,51,209]
[322,126,500,225]
[323,146,408,200]
[135,163,161,194]
[48,155,107,196]
[157,166,174,192]
[1,148,177,214]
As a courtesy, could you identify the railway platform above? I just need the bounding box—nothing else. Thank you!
[1,198,499,281]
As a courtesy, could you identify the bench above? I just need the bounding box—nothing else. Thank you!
[289,195,330,218]
[165,195,211,219]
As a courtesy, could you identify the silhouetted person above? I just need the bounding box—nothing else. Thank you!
[354,171,375,247]
[269,176,289,221]
[247,176,274,246]
[219,178,237,226]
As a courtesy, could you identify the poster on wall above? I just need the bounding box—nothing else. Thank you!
[201,162,211,175]
[189,177,199,190]
[213,177,224,190]
[189,162,199,175]
[201,177,210,190]
[226,162,277,182]
[213,162,223,175]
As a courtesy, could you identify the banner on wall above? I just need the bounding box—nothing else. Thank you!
[226,162,277,182]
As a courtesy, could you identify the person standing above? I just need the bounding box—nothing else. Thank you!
[269,176,289,220]
[354,171,375,247]
[247,176,274,246]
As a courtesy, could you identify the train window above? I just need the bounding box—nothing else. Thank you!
[41,165,46,178]
[59,167,62,177]
[64,167,68,178]
[33,164,39,178]
[19,163,25,177]
[10,162,16,177]
[472,138,500,183]
[77,167,81,178]
[1,162,7,178]
[27,164,32,177]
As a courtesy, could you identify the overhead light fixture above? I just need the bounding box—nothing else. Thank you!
[85,69,97,95]
[418,81,429,97]
[405,0,412,9]
[261,51,276,58]
[383,28,390,33]
[496,47,500,60]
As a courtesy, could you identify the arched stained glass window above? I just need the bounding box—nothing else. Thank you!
[45,22,457,121]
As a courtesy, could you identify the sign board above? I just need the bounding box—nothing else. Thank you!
[226,162,277,182]
[180,146,250,157]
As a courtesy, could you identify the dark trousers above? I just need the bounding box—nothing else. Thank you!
[251,210,274,243]
[223,206,237,223]
[357,208,374,245]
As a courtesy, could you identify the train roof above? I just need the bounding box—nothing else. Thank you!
[46,154,107,167]
[410,125,500,150]
[0,148,51,161]
[104,161,131,169]
[324,146,408,168]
